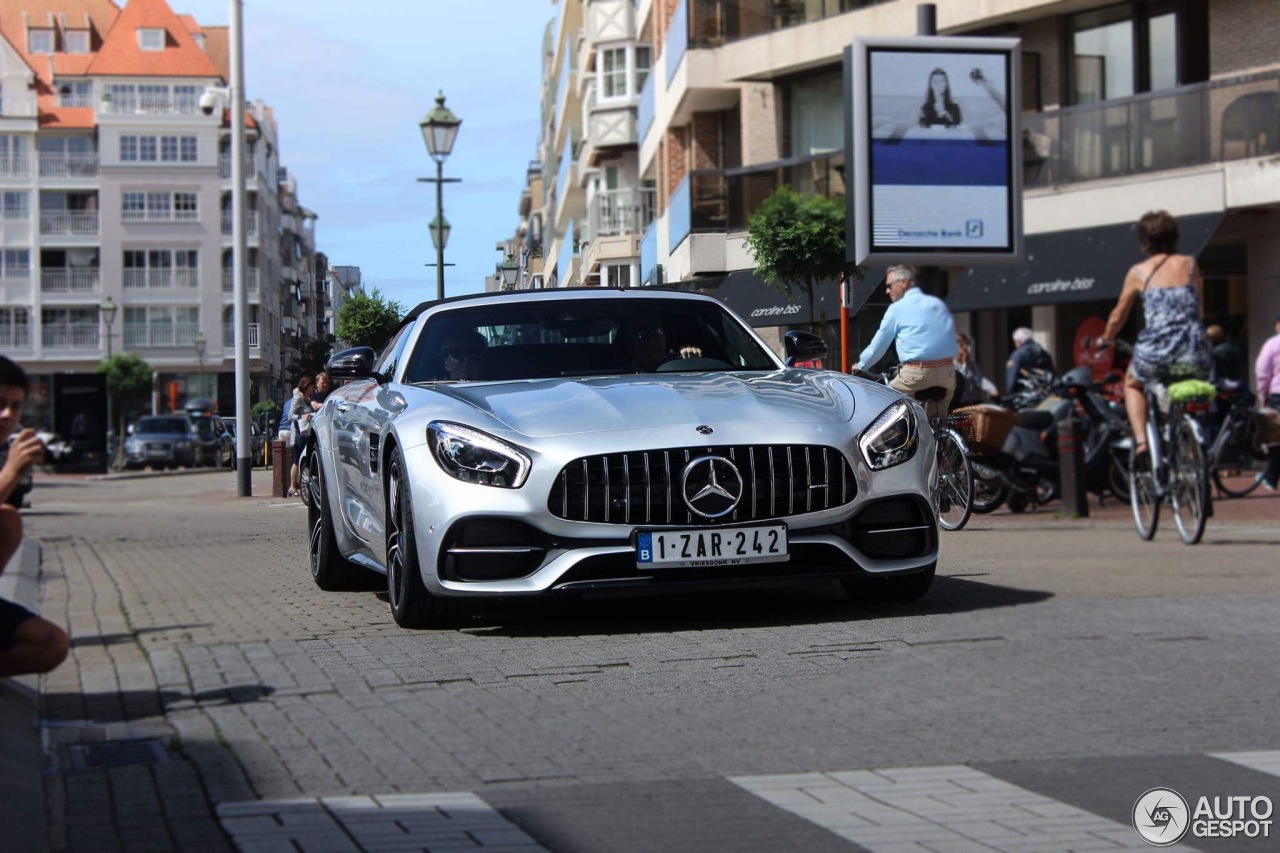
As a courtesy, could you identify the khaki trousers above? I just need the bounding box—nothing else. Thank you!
[891,363,956,417]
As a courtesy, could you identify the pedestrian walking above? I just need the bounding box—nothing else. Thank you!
[286,374,314,498]
[1255,310,1280,491]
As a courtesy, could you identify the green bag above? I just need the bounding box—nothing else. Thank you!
[1167,378,1217,403]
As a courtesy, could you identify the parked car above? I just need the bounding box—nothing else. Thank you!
[221,415,263,468]
[188,413,234,467]
[305,288,939,629]
[123,415,198,469]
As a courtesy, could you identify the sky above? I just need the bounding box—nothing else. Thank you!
[174,0,556,313]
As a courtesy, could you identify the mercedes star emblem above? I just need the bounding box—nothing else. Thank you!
[680,455,744,518]
[696,425,714,435]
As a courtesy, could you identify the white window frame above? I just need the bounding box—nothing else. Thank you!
[2,191,29,220]
[28,29,54,54]
[603,263,632,288]
[64,30,90,54]
[0,308,32,349]
[57,80,93,108]
[138,28,165,51]
[121,191,195,222]
[601,47,628,99]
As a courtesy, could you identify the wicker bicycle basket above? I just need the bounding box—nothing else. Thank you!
[950,404,1017,454]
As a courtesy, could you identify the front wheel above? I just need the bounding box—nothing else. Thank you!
[386,447,459,629]
[933,429,973,531]
[307,451,363,590]
[969,461,1007,514]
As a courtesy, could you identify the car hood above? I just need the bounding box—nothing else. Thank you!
[427,370,856,438]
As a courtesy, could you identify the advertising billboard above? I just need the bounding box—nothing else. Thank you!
[848,36,1023,266]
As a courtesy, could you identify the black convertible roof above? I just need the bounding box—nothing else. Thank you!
[398,286,692,329]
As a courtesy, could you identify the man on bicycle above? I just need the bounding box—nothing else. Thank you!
[853,265,958,407]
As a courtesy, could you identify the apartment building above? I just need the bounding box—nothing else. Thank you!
[510,0,657,294]
[515,0,1280,384]
[325,264,362,346]
[0,0,327,460]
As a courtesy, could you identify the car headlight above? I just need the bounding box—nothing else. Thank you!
[858,401,919,470]
[124,439,140,452]
[427,422,530,488]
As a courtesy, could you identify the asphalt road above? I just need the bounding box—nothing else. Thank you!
[15,469,1280,852]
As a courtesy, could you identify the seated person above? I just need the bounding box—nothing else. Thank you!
[617,317,672,373]
[441,330,488,381]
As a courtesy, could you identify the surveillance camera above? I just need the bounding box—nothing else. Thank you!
[199,91,219,116]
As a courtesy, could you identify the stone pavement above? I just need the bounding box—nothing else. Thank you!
[2,469,1279,852]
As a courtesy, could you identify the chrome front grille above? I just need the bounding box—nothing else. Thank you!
[547,444,856,525]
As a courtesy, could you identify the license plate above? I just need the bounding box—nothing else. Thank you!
[636,524,788,569]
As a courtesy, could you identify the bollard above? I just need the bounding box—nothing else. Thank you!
[1057,415,1089,518]
[271,439,288,497]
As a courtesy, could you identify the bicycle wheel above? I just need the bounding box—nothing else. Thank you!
[1171,415,1209,545]
[1129,442,1160,541]
[970,461,1007,514]
[933,429,973,530]
[1211,415,1263,498]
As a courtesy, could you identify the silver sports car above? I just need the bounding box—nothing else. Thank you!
[306,288,938,628]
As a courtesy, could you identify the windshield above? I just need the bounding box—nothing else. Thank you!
[137,417,189,434]
[401,297,778,383]
[190,416,217,436]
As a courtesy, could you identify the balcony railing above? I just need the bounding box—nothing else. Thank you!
[221,269,261,294]
[218,155,259,179]
[42,325,100,349]
[122,323,202,348]
[668,170,728,252]
[41,268,100,294]
[123,269,200,289]
[221,210,259,235]
[666,0,687,85]
[40,212,99,236]
[590,187,656,238]
[38,154,98,178]
[0,158,31,178]
[0,268,32,283]
[1023,70,1280,189]
[685,0,882,48]
[0,328,32,349]
[222,322,260,349]
[122,208,200,222]
[57,93,93,109]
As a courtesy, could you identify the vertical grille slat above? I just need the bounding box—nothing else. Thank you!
[549,444,856,525]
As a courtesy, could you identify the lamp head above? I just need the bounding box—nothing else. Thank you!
[100,295,117,324]
[429,214,451,251]
[420,91,461,162]
[500,252,519,288]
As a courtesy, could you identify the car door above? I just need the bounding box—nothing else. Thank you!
[332,325,414,555]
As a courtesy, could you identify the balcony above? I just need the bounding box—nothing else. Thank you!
[221,210,259,235]
[221,268,261,296]
[1023,70,1280,189]
[39,212,99,236]
[0,158,31,178]
[218,155,259,179]
[0,327,32,349]
[668,170,728,252]
[683,0,876,49]
[222,322,261,350]
[42,324,99,350]
[122,322,201,348]
[590,187,656,238]
[665,0,688,85]
[122,269,199,289]
[40,268,100,294]
[38,154,99,178]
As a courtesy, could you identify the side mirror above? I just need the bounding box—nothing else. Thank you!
[327,347,380,382]
[783,330,828,369]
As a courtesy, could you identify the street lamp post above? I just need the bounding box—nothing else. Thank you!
[101,295,117,470]
[418,92,462,302]
[194,331,207,398]
[500,252,519,290]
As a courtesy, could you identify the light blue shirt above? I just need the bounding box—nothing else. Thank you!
[858,287,958,369]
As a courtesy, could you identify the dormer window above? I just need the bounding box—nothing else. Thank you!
[28,28,54,54]
[137,28,165,51]
[64,30,90,54]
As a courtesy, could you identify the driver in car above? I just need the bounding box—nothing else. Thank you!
[618,318,671,372]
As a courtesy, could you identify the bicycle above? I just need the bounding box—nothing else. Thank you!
[1207,389,1268,498]
[1129,373,1214,545]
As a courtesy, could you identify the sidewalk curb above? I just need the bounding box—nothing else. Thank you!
[0,538,49,853]
[91,466,260,482]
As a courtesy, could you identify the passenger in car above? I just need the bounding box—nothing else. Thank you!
[442,330,488,381]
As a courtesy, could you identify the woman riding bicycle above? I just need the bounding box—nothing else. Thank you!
[1096,210,1211,457]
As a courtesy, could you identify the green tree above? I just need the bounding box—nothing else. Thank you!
[97,354,153,458]
[336,288,404,351]
[250,399,280,436]
[743,185,854,334]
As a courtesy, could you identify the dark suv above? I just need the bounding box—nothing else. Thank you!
[189,413,234,467]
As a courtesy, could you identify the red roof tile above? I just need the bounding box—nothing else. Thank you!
[87,0,219,77]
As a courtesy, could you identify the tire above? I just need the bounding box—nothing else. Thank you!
[1171,415,1209,545]
[1130,444,1160,541]
[842,561,937,603]
[386,446,458,629]
[970,463,1007,514]
[307,451,363,590]
[1211,416,1262,498]
[933,429,973,531]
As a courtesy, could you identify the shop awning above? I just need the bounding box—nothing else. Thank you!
[683,270,841,327]
[947,212,1223,312]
